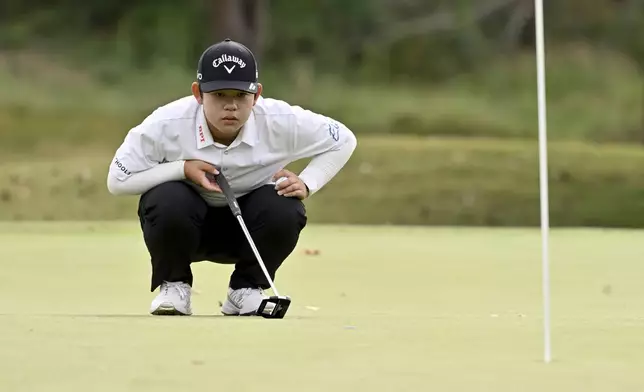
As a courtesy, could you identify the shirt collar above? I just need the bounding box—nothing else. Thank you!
[237,111,258,147]
[196,107,215,149]
[195,106,258,149]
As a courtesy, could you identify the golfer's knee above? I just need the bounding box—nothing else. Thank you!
[140,181,206,228]
[260,199,307,235]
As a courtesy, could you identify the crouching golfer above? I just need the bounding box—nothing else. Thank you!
[106,39,357,316]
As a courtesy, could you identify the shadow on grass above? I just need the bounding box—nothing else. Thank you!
[0,313,312,319]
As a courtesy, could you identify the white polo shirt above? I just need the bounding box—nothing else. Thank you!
[106,95,357,206]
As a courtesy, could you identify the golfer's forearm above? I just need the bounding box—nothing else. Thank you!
[107,160,186,195]
[299,131,357,195]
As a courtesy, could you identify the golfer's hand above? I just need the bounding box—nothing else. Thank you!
[184,160,221,192]
[273,169,309,200]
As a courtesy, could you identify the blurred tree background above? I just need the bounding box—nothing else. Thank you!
[0,0,643,226]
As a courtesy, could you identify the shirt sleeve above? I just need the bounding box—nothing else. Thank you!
[106,123,186,195]
[288,105,358,195]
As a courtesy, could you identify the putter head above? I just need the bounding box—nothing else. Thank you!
[257,296,291,319]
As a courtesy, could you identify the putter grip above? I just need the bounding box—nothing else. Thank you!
[211,171,242,216]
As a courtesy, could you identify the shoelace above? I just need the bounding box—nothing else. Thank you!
[162,282,190,300]
[230,288,263,307]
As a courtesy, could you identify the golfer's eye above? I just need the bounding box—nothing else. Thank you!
[215,93,225,98]
[236,92,247,98]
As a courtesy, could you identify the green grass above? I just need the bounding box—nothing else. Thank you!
[0,222,643,391]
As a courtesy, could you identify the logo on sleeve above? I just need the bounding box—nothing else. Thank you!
[114,158,131,176]
[327,122,340,141]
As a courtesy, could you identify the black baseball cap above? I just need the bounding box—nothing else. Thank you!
[196,39,259,94]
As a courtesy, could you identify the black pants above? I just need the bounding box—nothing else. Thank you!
[137,181,307,292]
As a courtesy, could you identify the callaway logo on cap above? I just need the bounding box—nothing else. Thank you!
[196,38,259,94]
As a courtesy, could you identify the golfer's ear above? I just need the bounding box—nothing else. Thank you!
[191,82,203,104]
[253,83,263,104]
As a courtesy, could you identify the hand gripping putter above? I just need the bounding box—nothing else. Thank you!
[209,171,291,319]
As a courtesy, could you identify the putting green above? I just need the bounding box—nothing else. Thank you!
[0,222,643,391]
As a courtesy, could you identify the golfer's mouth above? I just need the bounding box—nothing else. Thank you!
[222,116,238,122]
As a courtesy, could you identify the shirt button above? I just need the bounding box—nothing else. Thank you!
[224,151,229,155]
[223,167,228,171]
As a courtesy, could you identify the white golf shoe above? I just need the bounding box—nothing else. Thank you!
[221,287,269,316]
[150,281,192,316]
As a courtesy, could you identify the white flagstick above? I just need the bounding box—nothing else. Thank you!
[534,0,551,363]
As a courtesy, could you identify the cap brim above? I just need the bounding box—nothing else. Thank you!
[200,80,257,94]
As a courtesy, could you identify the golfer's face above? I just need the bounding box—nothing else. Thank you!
[203,90,256,134]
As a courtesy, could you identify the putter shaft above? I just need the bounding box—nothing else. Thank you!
[235,215,281,297]
[210,171,283,298]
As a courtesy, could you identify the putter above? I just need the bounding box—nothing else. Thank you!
[206,171,291,319]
